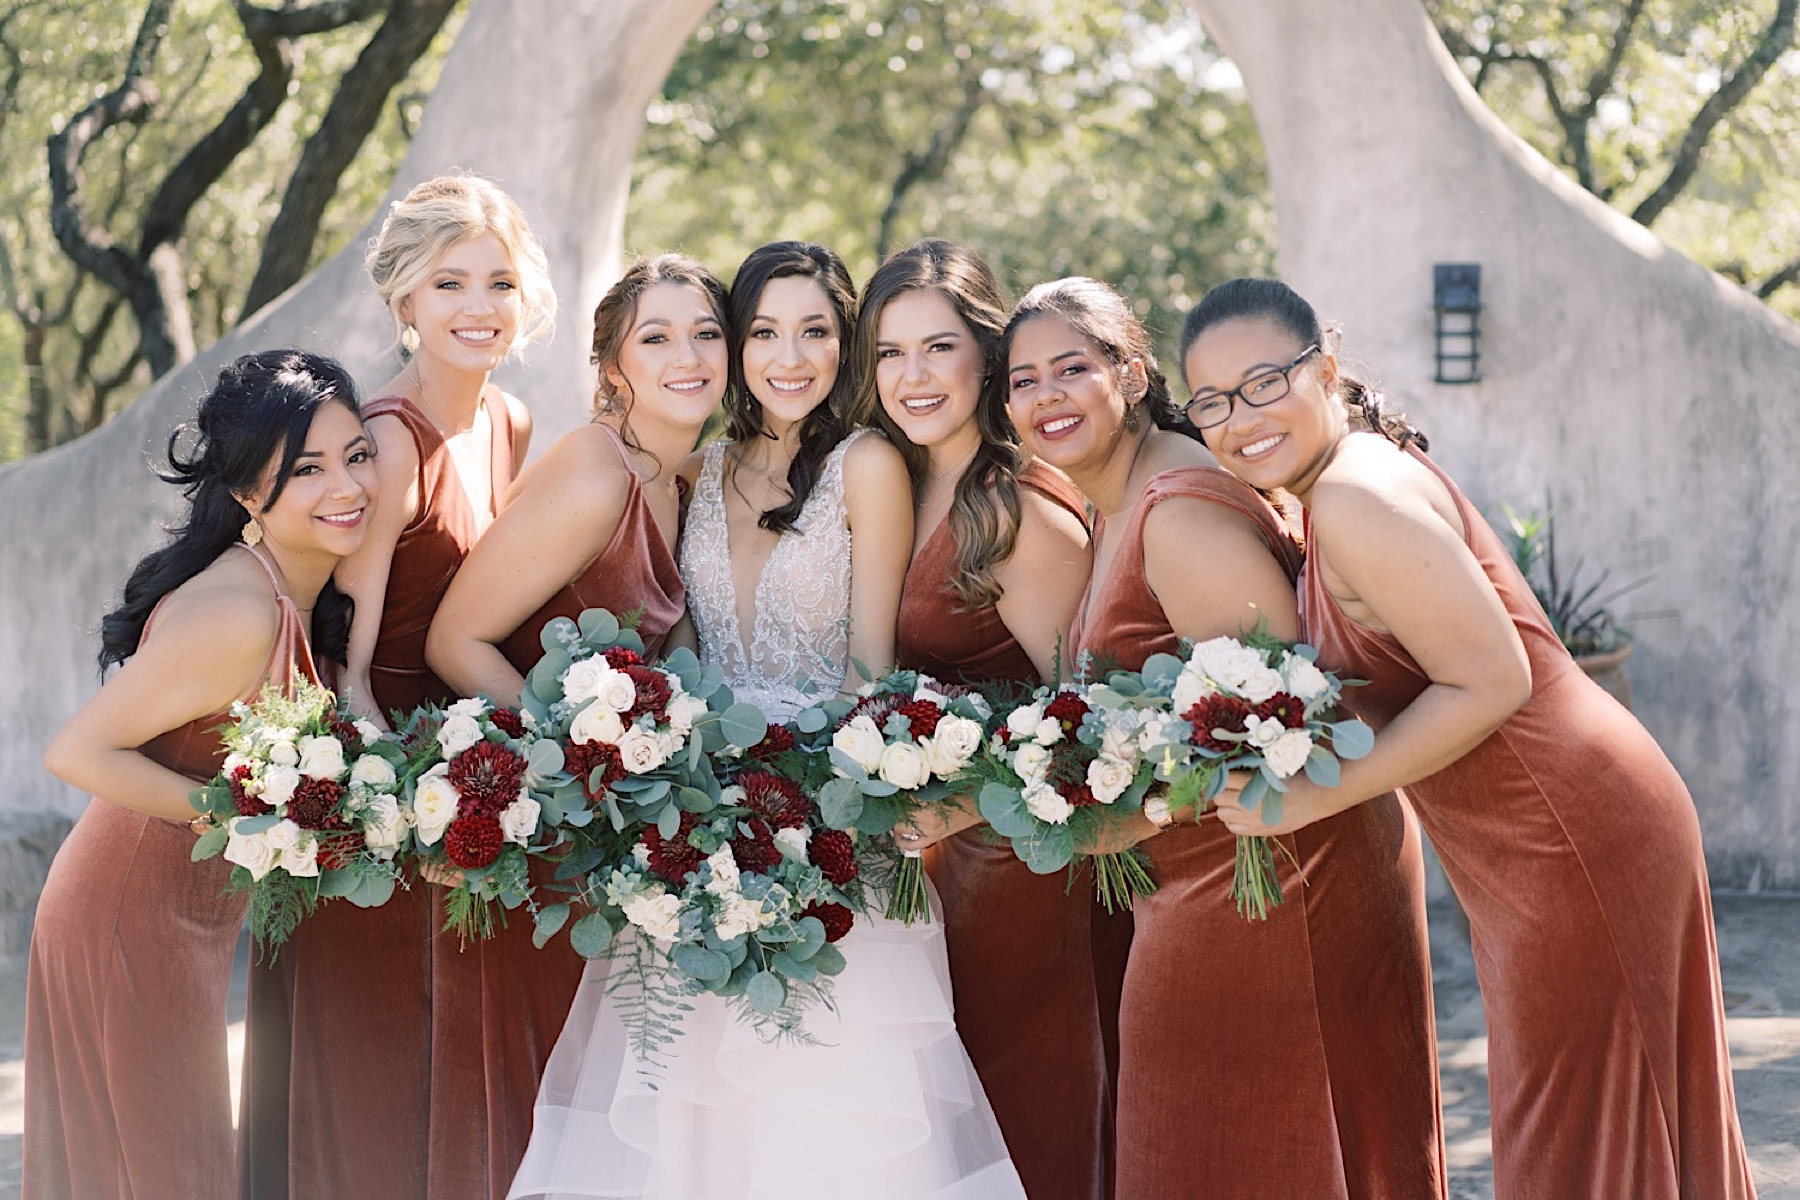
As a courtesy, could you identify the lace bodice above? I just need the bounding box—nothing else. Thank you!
[680,432,867,723]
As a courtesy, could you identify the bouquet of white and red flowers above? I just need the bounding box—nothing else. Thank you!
[971,684,1159,912]
[191,677,411,952]
[1131,634,1375,918]
[799,671,989,924]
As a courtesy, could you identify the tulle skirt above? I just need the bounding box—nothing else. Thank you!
[508,896,1025,1200]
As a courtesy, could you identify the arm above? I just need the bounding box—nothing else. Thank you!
[426,429,630,709]
[333,412,420,726]
[839,434,913,693]
[1213,466,1532,837]
[43,581,280,823]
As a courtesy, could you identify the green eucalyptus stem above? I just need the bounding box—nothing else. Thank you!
[1091,849,1156,914]
[885,852,933,925]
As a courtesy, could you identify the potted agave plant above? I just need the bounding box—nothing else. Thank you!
[1501,505,1646,709]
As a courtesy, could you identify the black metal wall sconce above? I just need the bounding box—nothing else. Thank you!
[1433,263,1481,384]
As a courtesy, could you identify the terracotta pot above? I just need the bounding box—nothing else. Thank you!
[1575,642,1633,710]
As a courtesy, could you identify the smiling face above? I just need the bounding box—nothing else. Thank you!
[243,400,378,561]
[740,274,843,430]
[874,288,985,463]
[1183,315,1342,495]
[399,233,522,374]
[1005,313,1136,479]
[605,281,728,433]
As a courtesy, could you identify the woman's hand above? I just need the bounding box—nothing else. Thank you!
[1211,770,1341,838]
[1075,812,1163,856]
[891,798,984,853]
[419,861,465,888]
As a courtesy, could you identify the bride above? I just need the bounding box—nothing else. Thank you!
[508,241,1025,1200]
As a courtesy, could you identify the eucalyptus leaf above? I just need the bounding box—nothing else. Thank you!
[978,782,1037,840]
[769,951,818,982]
[577,607,622,644]
[569,912,614,959]
[317,867,358,897]
[348,872,396,908]
[190,825,228,861]
[790,915,825,960]
[794,706,828,734]
[656,804,683,840]
[810,943,847,975]
[526,739,565,776]
[1330,719,1375,760]
[673,943,731,982]
[539,617,579,655]
[532,903,572,949]
[745,970,786,1015]
[676,785,715,813]
[826,747,869,782]
[1302,747,1341,787]
[719,703,769,749]
[1017,827,1075,874]
[232,813,281,835]
[818,777,864,829]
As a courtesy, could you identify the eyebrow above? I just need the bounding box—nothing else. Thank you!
[294,433,371,460]
[1189,359,1292,396]
[1010,348,1085,375]
[753,312,830,323]
[876,330,963,347]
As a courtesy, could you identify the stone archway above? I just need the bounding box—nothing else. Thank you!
[2,0,1797,937]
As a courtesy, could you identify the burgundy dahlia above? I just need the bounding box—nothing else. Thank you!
[801,901,854,943]
[444,814,505,869]
[448,740,527,817]
[229,764,266,817]
[602,647,643,669]
[565,739,625,800]
[1253,692,1308,730]
[739,770,810,830]
[730,818,783,875]
[287,776,348,830]
[643,812,702,884]
[623,665,672,722]
[809,828,858,886]
[896,699,944,740]
[1183,694,1254,754]
[327,715,365,758]
[488,707,527,738]
[1044,691,1090,729]
[748,725,796,761]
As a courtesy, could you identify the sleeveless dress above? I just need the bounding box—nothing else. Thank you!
[1070,466,1444,1200]
[240,393,519,1200]
[895,460,1121,1200]
[1300,441,1754,1199]
[432,422,688,1200]
[508,432,1024,1200]
[24,544,319,1200]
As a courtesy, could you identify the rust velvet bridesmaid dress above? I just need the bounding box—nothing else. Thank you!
[25,544,320,1200]
[896,460,1121,1200]
[1300,444,1754,1199]
[433,422,687,1200]
[1071,466,1444,1200]
[240,393,517,1200]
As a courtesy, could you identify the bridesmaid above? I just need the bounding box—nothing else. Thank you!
[1000,277,1445,1200]
[241,174,557,1200]
[28,350,374,1199]
[422,254,724,1197]
[849,238,1115,1200]
[1182,277,1755,1199]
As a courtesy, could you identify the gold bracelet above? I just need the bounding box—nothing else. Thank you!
[1143,796,1174,828]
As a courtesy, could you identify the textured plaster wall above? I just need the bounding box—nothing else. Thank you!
[1189,0,1800,888]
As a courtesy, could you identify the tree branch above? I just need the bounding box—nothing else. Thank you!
[1756,254,1800,300]
[875,68,985,261]
[1632,0,1797,227]
[235,0,384,40]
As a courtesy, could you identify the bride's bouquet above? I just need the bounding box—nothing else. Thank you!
[191,677,411,952]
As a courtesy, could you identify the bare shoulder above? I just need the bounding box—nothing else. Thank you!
[842,430,909,495]
[677,443,715,490]
[1014,482,1089,550]
[145,553,282,665]
[1311,435,1461,557]
[506,424,630,523]
[1141,492,1273,571]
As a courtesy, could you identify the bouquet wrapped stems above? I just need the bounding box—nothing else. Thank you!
[1091,849,1154,915]
[886,849,932,925]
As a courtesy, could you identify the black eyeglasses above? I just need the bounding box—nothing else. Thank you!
[1183,344,1320,430]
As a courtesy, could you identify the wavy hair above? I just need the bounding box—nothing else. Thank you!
[851,239,1022,608]
[99,350,363,671]
[995,276,1182,431]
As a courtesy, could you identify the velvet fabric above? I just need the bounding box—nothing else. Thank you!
[897,460,1124,1200]
[1301,442,1754,1199]
[25,546,319,1200]
[1072,466,1444,1200]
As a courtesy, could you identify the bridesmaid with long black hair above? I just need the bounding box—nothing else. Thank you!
[28,350,374,1200]
[849,238,1117,1200]
[1182,277,1754,1199]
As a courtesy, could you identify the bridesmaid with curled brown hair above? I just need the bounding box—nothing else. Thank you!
[241,173,557,1200]
[1000,277,1446,1200]
[848,238,1120,1200]
[422,254,723,1198]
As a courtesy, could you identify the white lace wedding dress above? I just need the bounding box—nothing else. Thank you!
[509,433,1024,1200]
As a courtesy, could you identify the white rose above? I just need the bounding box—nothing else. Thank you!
[223,751,252,775]
[773,825,811,859]
[262,818,302,853]
[1022,782,1075,825]
[632,839,653,868]
[361,795,407,855]
[1242,714,1287,750]
[1086,755,1135,805]
[353,719,384,747]
[279,834,320,878]
[1237,664,1285,705]
[437,713,483,758]
[1281,652,1331,704]
[1011,742,1052,787]
[559,656,612,706]
[1005,703,1044,740]
[267,739,300,768]
[295,735,346,781]
[656,729,686,762]
[713,893,771,941]
[928,715,983,771]
[223,820,278,881]
[1263,728,1316,780]
[912,683,952,709]
[593,666,638,714]
[877,740,931,790]
[624,890,681,942]
[1171,665,1213,713]
[1138,713,1181,756]
[568,700,625,746]
[350,754,397,791]
[260,764,301,809]
[831,715,886,775]
[704,846,741,896]
[616,725,669,774]
[447,696,488,720]
[1100,713,1145,763]
[498,793,540,846]
[1034,717,1065,746]
[666,692,708,735]
[412,764,459,846]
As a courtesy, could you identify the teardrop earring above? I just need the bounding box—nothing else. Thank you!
[401,325,421,354]
[1123,404,1142,435]
[241,517,263,547]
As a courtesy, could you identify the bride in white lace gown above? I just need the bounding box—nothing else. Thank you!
[509,243,1024,1200]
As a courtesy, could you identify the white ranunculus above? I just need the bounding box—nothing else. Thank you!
[616,725,669,774]
[267,739,300,768]
[1033,717,1065,746]
[593,666,638,715]
[412,764,459,846]
[712,893,765,941]
[447,697,488,720]
[1099,713,1145,763]
[1011,742,1052,786]
[296,735,346,781]
[278,834,320,878]
[1280,653,1331,704]
[568,699,625,747]
[498,793,541,845]
[1086,755,1135,805]
[350,754,397,791]
[623,890,681,941]
[1263,729,1316,780]
[260,764,301,809]
[353,719,385,747]
[437,713,483,758]
[704,846,741,896]
[1237,665,1285,705]
[262,818,302,853]
[559,656,613,706]
[361,795,407,856]
[1242,714,1287,750]
[656,729,686,761]
[877,740,931,790]
[1170,665,1213,713]
[773,825,811,859]
[831,715,886,776]
[223,820,278,880]
[1005,703,1045,741]
[929,715,983,770]
[666,692,708,735]
[1022,781,1075,825]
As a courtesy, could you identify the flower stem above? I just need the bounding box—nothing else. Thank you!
[1231,835,1285,921]
[1092,850,1156,914]
[885,852,933,925]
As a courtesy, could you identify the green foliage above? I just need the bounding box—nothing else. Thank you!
[1500,503,1648,656]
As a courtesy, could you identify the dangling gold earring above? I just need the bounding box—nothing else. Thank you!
[241,517,263,547]
[400,325,420,354]
[1123,404,1142,434]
